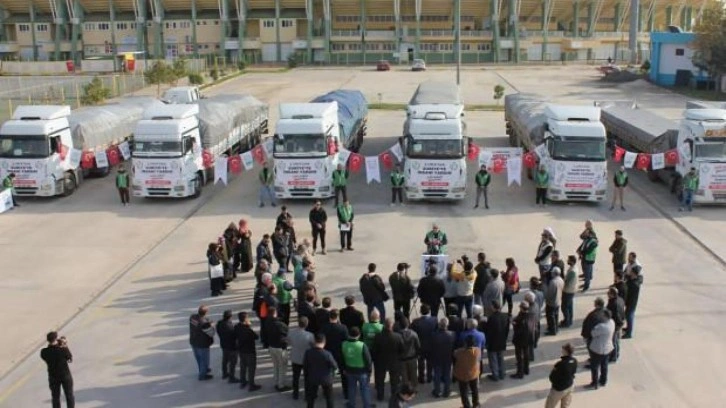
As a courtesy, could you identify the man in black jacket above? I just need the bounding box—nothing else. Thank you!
[608,230,628,279]
[304,333,338,408]
[262,307,290,392]
[545,343,578,408]
[607,287,626,362]
[272,226,290,270]
[321,309,350,399]
[446,303,464,336]
[40,331,74,408]
[372,317,404,402]
[340,295,366,333]
[473,253,491,307]
[390,263,415,319]
[398,317,421,391]
[298,293,318,334]
[411,304,437,384]
[623,254,643,339]
[417,266,446,317]
[309,200,328,255]
[430,318,456,398]
[189,304,215,381]
[235,312,261,391]
[359,263,388,321]
[484,300,510,381]
[216,310,239,383]
[581,297,608,348]
[315,296,333,333]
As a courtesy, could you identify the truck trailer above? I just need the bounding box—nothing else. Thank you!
[598,101,726,203]
[0,97,161,197]
[505,93,608,202]
[131,94,268,198]
[272,90,368,199]
[402,81,467,200]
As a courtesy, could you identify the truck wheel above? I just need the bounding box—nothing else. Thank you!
[192,175,202,198]
[62,173,77,197]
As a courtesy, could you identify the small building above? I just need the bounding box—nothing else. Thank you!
[649,32,710,87]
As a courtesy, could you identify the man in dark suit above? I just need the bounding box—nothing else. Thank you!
[303,333,338,408]
[430,318,456,398]
[484,300,510,381]
[389,263,415,319]
[321,309,350,399]
[40,331,75,408]
[417,266,446,317]
[411,304,437,384]
[340,295,366,333]
[371,317,404,402]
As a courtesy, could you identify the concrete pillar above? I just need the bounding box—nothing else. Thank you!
[647,1,655,32]
[542,0,550,60]
[415,0,421,58]
[686,6,693,31]
[491,0,500,62]
[306,0,313,63]
[637,4,643,32]
[219,0,228,59]
[614,2,621,31]
[192,0,199,59]
[323,0,331,63]
[573,1,580,37]
[135,0,146,58]
[664,6,671,27]
[30,4,38,61]
[274,0,281,61]
[151,0,163,59]
[509,0,519,62]
[109,0,117,70]
[454,0,460,64]
[394,0,400,62]
[54,0,66,61]
[628,0,639,64]
[586,1,595,37]
[360,0,366,64]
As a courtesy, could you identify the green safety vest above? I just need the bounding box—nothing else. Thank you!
[535,171,549,188]
[391,171,405,187]
[684,174,698,191]
[116,173,129,189]
[584,237,598,262]
[273,276,292,304]
[2,176,12,190]
[338,204,353,223]
[332,170,347,187]
[615,171,628,186]
[475,172,491,187]
[259,168,273,185]
[342,340,366,368]
[361,322,383,348]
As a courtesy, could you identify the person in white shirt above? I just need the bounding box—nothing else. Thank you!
[585,310,615,390]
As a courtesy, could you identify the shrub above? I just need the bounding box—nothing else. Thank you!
[237,61,247,70]
[640,60,651,73]
[188,73,204,85]
[493,84,505,104]
[81,77,112,105]
[287,55,298,69]
[210,69,219,81]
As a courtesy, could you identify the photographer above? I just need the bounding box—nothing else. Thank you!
[40,331,74,408]
[424,224,448,255]
[389,263,415,319]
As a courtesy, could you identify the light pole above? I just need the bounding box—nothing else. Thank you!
[455,0,461,85]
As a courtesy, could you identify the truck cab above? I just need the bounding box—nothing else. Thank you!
[162,86,202,104]
[402,105,467,200]
[540,105,608,202]
[131,104,203,198]
[0,106,78,196]
[676,108,726,202]
[273,102,339,198]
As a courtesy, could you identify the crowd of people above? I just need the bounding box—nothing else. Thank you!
[190,209,645,408]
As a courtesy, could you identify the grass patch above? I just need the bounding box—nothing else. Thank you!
[669,87,724,101]
[368,103,503,111]
[199,69,245,90]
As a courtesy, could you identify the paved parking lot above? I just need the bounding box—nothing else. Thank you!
[0,65,725,407]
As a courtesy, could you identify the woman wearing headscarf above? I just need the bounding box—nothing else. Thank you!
[224,222,240,278]
[238,219,254,273]
[207,242,225,296]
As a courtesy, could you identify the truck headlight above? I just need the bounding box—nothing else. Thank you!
[697,189,705,196]
[173,185,185,192]
[549,188,562,195]
[452,187,465,193]
[318,186,330,192]
[274,186,284,192]
[596,189,606,195]
[40,182,52,191]
[406,187,419,193]
[132,185,142,191]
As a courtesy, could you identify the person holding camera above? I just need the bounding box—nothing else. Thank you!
[189,305,216,381]
[424,224,448,255]
[390,263,415,320]
[41,331,74,408]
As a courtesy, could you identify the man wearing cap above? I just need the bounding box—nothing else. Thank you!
[544,268,564,336]
[390,263,415,319]
[474,164,491,209]
[116,166,130,206]
[679,167,699,212]
[610,166,628,211]
[258,161,277,207]
[424,224,448,255]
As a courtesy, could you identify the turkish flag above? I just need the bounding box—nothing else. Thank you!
[349,153,363,172]
[523,151,537,169]
[614,145,626,162]
[636,153,651,170]
[202,150,213,168]
[492,158,505,174]
[229,155,242,174]
[665,149,679,166]
[252,145,265,164]
[380,151,394,170]
[467,142,481,161]
[107,147,121,166]
[59,144,68,161]
[80,151,95,169]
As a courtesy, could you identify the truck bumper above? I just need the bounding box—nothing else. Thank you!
[133,186,190,198]
[14,178,61,196]
[405,190,466,200]
[547,188,606,202]
[275,189,333,199]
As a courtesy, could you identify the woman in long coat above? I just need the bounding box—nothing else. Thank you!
[238,218,254,273]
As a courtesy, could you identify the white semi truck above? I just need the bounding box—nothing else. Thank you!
[599,101,726,203]
[0,97,160,196]
[131,94,268,198]
[402,81,467,200]
[273,90,367,199]
[505,93,608,202]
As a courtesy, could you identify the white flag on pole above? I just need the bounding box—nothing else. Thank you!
[507,156,522,186]
[624,151,637,168]
[390,143,403,162]
[95,149,109,168]
[262,138,274,158]
[365,156,381,184]
[338,148,351,166]
[215,156,228,185]
[678,143,692,162]
[651,153,665,170]
[118,141,131,160]
[69,148,82,168]
[241,151,254,170]
[534,143,548,159]
[478,150,493,168]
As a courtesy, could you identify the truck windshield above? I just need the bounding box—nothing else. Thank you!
[274,134,326,157]
[407,139,464,159]
[695,141,726,160]
[133,140,182,157]
[0,135,50,158]
[552,137,606,161]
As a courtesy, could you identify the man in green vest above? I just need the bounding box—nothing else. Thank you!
[610,166,628,211]
[332,163,349,207]
[258,161,277,208]
[341,326,373,408]
[116,166,130,206]
[361,310,383,350]
[337,199,354,252]
[390,164,405,206]
[535,165,549,206]
[424,224,448,255]
[2,172,18,207]
[679,167,699,212]
[474,164,491,209]
[577,229,598,292]
[272,269,293,325]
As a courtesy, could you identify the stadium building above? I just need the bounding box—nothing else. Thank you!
[0,0,700,65]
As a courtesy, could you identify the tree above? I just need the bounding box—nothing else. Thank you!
[80,77,112,105]
[171,58,188,85]
[692,2,726,92]
[493,84,505,104]
[144,60,174,97]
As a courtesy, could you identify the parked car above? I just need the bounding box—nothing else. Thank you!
[412,59,426,71]
[376,60,391,71]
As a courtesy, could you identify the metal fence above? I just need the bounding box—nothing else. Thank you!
[0,74,148,122]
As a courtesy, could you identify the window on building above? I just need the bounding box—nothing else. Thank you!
[439,43,452,51]
[675,48,685,56]
[263,20,275,28]
[281,19,294,28]
[365,43,379,51]
[477,43,491,52]
[116,23,129,30]
[348,43,361,50]
[332,43,345,51]
[460,43,471,51]
[18,24,30,32]
[36,24,49,32]
[98,23,110,31]
[84,23,95,31]
[181,21,191,29]
[421,43,437,51]
[214,20,219,25]
[382,43,395,51]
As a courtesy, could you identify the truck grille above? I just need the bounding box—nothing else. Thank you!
[15,187,39,195]
[422,189,449,197]
[289,188,315,197]
[712,193,726,201]
[564,191,593,200]
[147,188,172,196]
